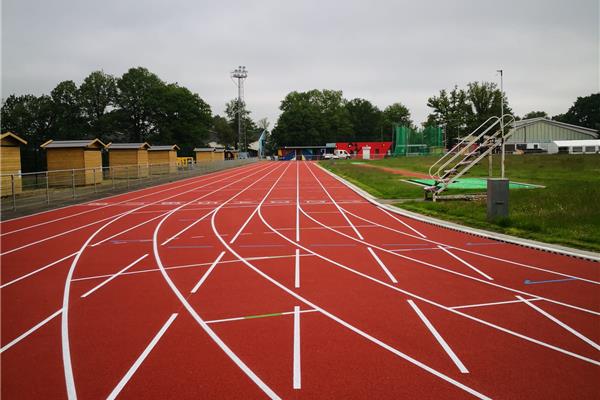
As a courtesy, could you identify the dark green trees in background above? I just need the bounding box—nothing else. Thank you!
[1,67,213,170]
[270,89,413,148]
[552,93,600,133]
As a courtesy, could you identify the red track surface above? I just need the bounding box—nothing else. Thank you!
[1,161,599,399]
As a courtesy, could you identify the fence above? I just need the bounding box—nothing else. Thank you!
[0,158,258,214]
[393,125,444,156]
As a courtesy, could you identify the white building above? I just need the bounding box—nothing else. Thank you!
[547,140,600,154]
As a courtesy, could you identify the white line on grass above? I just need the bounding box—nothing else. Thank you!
[80,254,148,298]
[191,251,226,293]
[516,295,600,351]
[106,313,178,400]
[438,245,494,281]
[407,300,469,373]
[367,247,398,283]
[293,305,301,389]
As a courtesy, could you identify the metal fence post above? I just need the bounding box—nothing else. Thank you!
[46,171,50,204]
[72,169,76,199]
[11,174,16,211]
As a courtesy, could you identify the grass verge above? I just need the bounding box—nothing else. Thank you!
[320,155,600,252]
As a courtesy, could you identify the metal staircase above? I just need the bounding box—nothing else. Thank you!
[425,114,515,201]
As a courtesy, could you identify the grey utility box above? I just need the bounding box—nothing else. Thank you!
[487,178,509,219]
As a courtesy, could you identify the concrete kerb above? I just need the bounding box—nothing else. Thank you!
[315,163,600,263]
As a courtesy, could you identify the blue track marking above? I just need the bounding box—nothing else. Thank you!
[524,278,578,285]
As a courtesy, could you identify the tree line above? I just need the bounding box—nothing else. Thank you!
[1,67,263,171]
[270,85,599,150]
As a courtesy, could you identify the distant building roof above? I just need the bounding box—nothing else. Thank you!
[194,147,214,152]
[552,139,600,146]
[41,139,106,149]
[248,140,260,151]
[514,117,597,137]
[149,144,180,151]
[108,142,151,150]
[208,141,225,148]
[1,132,27,146]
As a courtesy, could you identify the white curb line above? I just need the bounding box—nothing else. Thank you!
[316,163,600,263]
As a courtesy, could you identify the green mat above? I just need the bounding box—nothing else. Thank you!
[408,178,541,190]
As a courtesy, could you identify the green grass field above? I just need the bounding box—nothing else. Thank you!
[320,154,600,252]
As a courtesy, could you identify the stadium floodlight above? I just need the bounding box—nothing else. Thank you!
[231,66,248,151]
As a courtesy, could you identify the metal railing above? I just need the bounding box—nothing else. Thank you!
[0,158,258,214]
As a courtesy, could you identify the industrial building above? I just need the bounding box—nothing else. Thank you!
[505,117,598,152]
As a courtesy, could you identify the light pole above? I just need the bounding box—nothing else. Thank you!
[231,66,248,152]
[497,69,505,178]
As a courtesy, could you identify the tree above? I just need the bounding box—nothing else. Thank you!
[51,80,83,139]
[523,111,548,119]
[381,103,412,140]
[466,81,512,131]
[1,94,57,170]
[271,89,352,148]
[553,93,600,132]
[212,115,235,147]
[78,70,118,138]
[225,99,257,149]
[345,98,381,141]
[153,83,212,151]
[117,67,164,142]
[425,86,471,142]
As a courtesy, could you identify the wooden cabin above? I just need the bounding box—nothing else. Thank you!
[108,142,150,178]
[225,149,239,160]
[212,148,225,161]
[1,132,27,196]
[40,139,106,187]
[194,148,214,163]
[148,144,180,174]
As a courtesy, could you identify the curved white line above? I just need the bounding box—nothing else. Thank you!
[59,162,272,399]
[151,162,284,399]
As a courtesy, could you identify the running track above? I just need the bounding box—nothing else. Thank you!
[1,161,599,399]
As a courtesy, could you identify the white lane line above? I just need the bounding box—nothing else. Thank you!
[190,251,226,293]
[450,297,543,310]
[205,309,318,325]
[229,208,259,244]
[379,207,427,238]
[0,309,62,354]
[153,162,285,400]
[438,245,494,281]
[304,162,364,240]
[0,161,266,237]
[272,208,600,366]
[367,247,398,283]
[343,207,600,286]
[161,209,215,246]
[80,254,148,298]
[293,305,301,390]
[295,249,300,288]
[0,252,77,289]
[516,295,600,352]
[407,300,469,373]
[296,161,300,242]
[225,210,493,399]
[91,214,167,247]
[106,313,178,400]
[303,207,600,317]
[59,163,275,400]
[72,253,317,282]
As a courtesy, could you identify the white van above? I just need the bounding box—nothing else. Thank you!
[324,149,351,159]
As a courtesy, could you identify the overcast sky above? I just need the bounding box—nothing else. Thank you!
[2,0,598,127]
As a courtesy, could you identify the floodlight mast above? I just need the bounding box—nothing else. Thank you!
[231,66,248,152]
